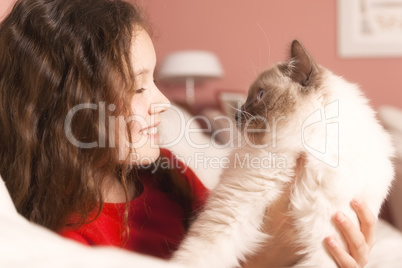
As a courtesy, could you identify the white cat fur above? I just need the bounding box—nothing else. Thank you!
[172,49,394,268]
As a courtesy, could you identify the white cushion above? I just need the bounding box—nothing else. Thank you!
[378,105,402,232]
[158,104,230,189]
[0,176,183,268]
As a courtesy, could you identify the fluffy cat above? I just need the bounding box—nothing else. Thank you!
[172,40,395,267]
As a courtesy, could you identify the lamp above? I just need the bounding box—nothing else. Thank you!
[158,50,224,105]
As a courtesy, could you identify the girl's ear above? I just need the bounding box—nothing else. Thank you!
[289,40,317,87]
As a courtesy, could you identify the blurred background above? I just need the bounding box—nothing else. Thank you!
[1,0,402,237]
[2,0,400,112]
[136,0,402,112]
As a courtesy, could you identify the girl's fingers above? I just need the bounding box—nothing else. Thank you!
[325,236,358,268]
[351,198,376,248]
[329,199,377,267]
[334,211,368,266]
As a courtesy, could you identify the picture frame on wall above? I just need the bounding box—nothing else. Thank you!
[338,0,402,58]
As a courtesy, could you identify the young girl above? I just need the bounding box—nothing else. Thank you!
[0,0,376,267]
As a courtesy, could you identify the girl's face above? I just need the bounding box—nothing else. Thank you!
[119,28,169,165]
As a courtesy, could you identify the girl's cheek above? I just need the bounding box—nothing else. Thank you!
[130,104,150,132]
[131,95,147,114]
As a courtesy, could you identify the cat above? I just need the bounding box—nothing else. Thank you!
[172,40,395,267]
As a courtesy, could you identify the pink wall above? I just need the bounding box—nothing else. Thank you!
[137,0,402,112]
[0,0,14,20]
[2,0,401,112]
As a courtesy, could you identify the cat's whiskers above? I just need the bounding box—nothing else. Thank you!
[227,103,243,118]
[212,103,249,148]
[250,60,259,77]
[239,112,257,149]
[256,22,272,68]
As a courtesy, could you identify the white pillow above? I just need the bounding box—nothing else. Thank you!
[378,105,402,232]
[0,176,183,268]
[159,104,230,189]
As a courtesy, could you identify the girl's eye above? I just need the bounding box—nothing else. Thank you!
[136,88,146,94]
[256,89,265,102]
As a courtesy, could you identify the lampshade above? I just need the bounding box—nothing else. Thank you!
[158,50,223,81]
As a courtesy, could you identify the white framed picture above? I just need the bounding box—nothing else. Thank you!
[338,0,402,58]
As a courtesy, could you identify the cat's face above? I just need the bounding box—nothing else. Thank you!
[237,40,326,147]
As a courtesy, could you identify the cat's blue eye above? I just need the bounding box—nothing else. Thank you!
[256,89,265,102]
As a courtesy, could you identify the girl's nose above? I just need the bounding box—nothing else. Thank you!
[150,88,170,114]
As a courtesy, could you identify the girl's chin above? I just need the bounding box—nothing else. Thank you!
[129,147,161,166]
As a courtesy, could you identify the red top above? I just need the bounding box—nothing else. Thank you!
[59,149,209,259]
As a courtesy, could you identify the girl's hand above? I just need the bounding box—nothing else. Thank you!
[243,196,377,268]
[325,199,376,268]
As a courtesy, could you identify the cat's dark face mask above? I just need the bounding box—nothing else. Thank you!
[236,40,321,146]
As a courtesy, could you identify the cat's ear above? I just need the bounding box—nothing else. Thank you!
[289,40,317,87]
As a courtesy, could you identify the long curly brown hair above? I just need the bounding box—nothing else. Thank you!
[0,0,194,234]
